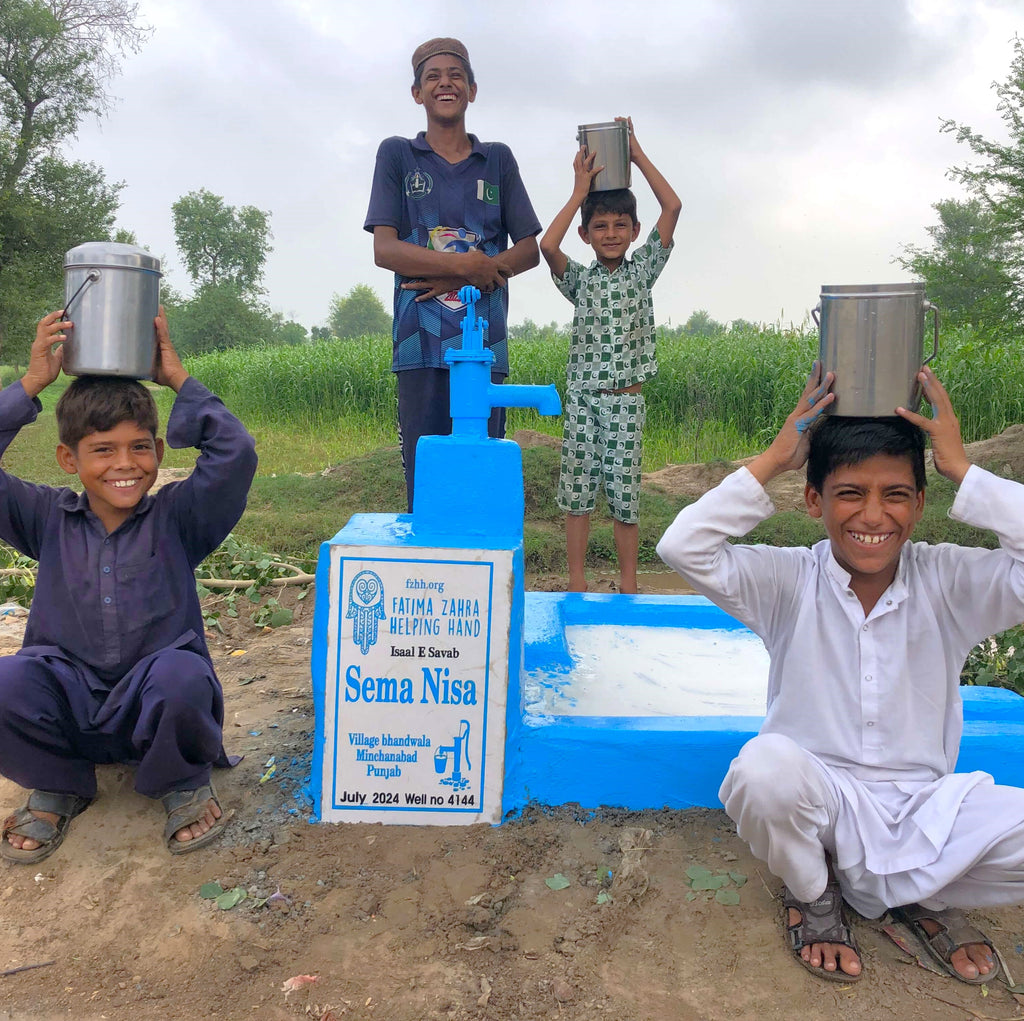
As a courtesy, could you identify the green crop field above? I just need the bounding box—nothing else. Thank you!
[181,323,1024,476]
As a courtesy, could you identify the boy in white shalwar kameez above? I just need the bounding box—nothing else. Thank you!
[657,363,1024,984]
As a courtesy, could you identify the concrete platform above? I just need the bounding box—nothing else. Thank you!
[501,592,1024,814]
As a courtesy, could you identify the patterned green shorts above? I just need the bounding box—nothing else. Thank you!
[558,390,645,523]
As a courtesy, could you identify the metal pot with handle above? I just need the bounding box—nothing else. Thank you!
[814,282,939,417]
[63,241,162,379]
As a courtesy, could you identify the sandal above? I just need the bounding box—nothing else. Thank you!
[1,790,92,865]
[783,883,863,983]
[891,904,1000,985]
[162,783,230,855]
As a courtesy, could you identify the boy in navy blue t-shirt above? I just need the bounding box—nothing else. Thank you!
[364,37,541,510]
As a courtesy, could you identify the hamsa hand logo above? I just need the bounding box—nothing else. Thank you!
[346,569,386,655]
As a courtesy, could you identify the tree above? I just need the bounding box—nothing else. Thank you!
[682,309,725,338]
[172,189,272,295]
[0,0,147,365]
[0,156,122,364]
[897,198,1014,334]
[168,281,274,357]
[0,1,148,192]
[328,284,390,339]
[905,37,1024,337]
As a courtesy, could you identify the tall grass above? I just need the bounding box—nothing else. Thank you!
[183,324,1024,473]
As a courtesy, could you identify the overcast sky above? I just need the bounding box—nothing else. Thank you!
[67,0,1018,333]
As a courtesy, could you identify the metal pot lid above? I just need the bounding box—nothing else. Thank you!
[820,282,924,296]
[64,241,161,274]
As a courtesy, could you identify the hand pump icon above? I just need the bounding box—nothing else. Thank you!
[434,720,472,792]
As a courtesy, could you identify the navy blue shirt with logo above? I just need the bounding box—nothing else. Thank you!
[364,132,540,376]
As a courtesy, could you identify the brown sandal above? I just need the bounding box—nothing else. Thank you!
[783,883,862,983]
[891,904,1000,985]
[1,790,92,865]
[162,783,230,854]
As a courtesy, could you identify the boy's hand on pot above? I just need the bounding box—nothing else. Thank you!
[22,310,71,398]
[748,361,834,485]
[617,116,642,161]
[153,306,188,392]
[573,148,602,195]
[897,366,970,485]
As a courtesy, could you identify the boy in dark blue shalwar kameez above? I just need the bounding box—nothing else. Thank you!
[0,307,257,863]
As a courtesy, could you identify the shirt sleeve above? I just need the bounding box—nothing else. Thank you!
[498,146,542,242]
[553,257,583,303]
[162,377,258,565]
[630,226,673,288]
[0,381,59,559]
[363,137,405,233]
[655,466,809,639]
[932,464,1024,640]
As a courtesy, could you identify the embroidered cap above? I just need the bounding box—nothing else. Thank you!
[412,37,472,77]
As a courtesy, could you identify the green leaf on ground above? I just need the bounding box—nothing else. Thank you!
[685,866,713,882]
[215,887,247,910]
[691,875,728,891]
[596,891,612,905]
[685,892,698,902]
[715,888,741,906]
[199,881,224,900]
[728,871,748,887]
[545,873,571,891]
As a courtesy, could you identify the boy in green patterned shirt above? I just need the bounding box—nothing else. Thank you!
[540,118,680,592]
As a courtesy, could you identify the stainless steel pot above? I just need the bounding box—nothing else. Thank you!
[815,282,939,417]
[576,121,631,192]
[63,241,162,379]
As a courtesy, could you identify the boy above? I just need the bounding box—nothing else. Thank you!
[364,37,541,512]
[0,307,257,863]
[657,363,1024,984]
[540,118,680,593]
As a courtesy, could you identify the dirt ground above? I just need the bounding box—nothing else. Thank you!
[5,435,1024,1021]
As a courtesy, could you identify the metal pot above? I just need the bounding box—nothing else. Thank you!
[576,121,631,192]
[63,241,162,379]
[815,282,939,417]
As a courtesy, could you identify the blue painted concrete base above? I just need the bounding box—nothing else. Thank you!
[501,592,1024,814]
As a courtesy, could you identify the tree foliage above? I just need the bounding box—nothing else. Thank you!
[682,309,726,338]
[172,189,272,295]
[166,282,307,357]
[898,198,1014,334]
[0,0,148,366]
[166,281,271,357]
[902,38,1024,338]
[0,0,149,192]
[328,284,390,339]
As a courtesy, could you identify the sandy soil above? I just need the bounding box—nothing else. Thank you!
[2,595,1024,1021]
[4,433,1024,1020]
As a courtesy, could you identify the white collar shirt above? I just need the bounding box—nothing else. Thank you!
[656,464,1024,874]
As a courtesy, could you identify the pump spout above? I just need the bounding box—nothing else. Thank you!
[488,382,561,417]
